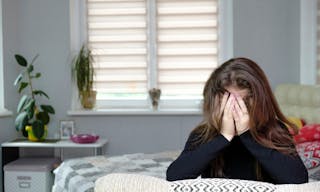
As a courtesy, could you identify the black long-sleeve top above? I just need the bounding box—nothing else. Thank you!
[166,131,308,184]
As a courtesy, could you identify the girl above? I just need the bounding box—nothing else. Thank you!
[166,58,308,184]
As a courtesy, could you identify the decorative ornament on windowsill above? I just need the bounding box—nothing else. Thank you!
[148,88,161,111]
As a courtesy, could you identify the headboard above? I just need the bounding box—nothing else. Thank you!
[274,84,320,124]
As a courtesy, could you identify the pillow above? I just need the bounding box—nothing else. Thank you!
[287,117,305,129]
[171,178,276,192]
[95,173,169,192]
[296,141,320,169]
[96,173,320,192]
[276,182,320,192]
[171,178,320,192]
[294,124,320,143]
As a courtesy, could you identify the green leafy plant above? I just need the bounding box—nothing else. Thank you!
[14,54,55,139]
[71,45,96,109]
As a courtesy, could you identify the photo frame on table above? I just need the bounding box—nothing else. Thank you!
[60,120,75,139]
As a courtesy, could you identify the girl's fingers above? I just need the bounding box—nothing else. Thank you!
[233,96,250,135]
[235,95,249,114]
[224,94,234,116]
[232,103,240,120]
[220,92,229,114]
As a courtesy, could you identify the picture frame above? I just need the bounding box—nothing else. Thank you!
[60,120,75,139]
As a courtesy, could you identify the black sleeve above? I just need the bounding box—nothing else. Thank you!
[239,131,308,184]
[166,133,230,181]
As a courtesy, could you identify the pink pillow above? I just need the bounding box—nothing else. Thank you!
[296,141,320,169]
[294,124,320,143]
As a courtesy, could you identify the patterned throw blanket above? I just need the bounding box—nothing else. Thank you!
[52,151,180,192]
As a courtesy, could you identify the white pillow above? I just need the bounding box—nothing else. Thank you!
[95,173,169,192]
[95,173,320,192]
[171,178,320,192]
[275,182,320,192]
[171,178,275,192]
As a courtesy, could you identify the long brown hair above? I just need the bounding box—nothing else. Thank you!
[190,57,298,179]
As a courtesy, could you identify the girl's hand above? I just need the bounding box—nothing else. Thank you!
[232,95,250,135]
[220,93,236,141]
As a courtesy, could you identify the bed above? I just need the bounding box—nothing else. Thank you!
[52,151,180,192]
[52,84,320,192]
[274,84,320,181]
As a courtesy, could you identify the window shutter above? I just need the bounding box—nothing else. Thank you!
[87,0,148,99]
[157,0,219,98]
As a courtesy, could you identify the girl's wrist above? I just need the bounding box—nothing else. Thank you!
[237,128,249,135]
[221,133,234,141]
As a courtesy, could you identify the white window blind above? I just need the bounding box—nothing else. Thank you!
[157,0,218,99]
[86,0,220,110]
[87,0,148,101]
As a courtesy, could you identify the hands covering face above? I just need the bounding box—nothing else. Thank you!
[219,92,250,141]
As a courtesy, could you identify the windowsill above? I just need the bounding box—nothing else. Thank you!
[0,109,13,117]
[67,109,202,116]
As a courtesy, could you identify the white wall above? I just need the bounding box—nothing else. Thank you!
[300,0,317,84]
[0,0,303,190]
[233,0,301,86]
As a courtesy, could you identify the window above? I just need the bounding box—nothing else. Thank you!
[83,0,231,111]
[0,0,12,116]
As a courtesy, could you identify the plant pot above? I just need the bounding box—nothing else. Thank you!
[25,125,48,142]
[80,90,97,109]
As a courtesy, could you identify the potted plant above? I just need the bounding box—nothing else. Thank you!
[14,54,55,141]
[71,44,96,109]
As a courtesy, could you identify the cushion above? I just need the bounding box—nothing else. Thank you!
[95,173,169,192]
[276,182,320,192]
[95,173,320,192]
[171,178,276,192]
[296,141,320,169]
[171,178,320,192]
[287,117,305,129]
[294,124,320,143]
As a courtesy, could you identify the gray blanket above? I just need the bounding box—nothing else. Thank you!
[52,151,180,192]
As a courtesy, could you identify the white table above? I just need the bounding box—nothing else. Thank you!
[1,138,108,191]
[2,138,108,160]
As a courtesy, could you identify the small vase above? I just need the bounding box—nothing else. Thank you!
[25,125,48,142]
[81,90,97,109]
